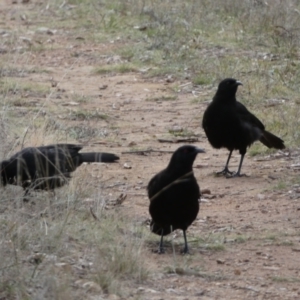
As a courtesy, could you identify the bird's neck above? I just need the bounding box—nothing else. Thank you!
[213,93,237,104]
[166,163,193,178]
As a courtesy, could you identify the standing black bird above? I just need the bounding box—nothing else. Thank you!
[147,145,205,254]
[0,144,119,196]
[202,78,285,177]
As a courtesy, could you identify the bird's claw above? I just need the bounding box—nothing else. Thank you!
[180,249,190,255]
[157,248,165,254]
[226,172,246,178]
[216,168,233,176]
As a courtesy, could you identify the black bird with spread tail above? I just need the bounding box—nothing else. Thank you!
[147,145,205,254]
[0,144,119,196]
[202,78,285,177]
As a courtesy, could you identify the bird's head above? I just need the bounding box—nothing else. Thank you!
[168,145,205,172]
[215,78,242,99]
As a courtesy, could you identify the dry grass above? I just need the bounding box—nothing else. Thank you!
[0,172,148,299]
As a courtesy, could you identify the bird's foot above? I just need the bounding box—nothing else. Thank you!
[23,195,33,203]
[216,167,233,177]
[157,247,165,254]
[152,247,165,254]
[180,247,190,255]
[226,172,247,178]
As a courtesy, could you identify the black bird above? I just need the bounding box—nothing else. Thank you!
[0,144,119,196]
[202,78,285,177]
[147,145,205,254]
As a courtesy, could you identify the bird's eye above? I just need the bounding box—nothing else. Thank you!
[182,148,191,153]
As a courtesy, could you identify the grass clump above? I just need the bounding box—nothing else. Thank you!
[169,128,196,137]
[272,276,300,283]
[146,95,177,102]
[0,180,148,298]
[93,64,140,75]
[68,110,109,121]
[0,79,49,99]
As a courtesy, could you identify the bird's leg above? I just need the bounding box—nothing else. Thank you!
[216,150,234,176]
[158,229,165,254]
[23,188,31,202]
[228,153,246,178]
[181,230,190,254]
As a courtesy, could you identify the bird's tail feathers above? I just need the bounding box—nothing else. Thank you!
[260,131,285,149]
[0,160,9,186]
[150,220,173,236]
[80,152,119,163]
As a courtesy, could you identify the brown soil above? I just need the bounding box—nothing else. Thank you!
[2,2,300,299]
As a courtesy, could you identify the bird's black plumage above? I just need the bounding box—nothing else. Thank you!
[0,144,119,195]
[202,78,285,177]
[147,145,205,254]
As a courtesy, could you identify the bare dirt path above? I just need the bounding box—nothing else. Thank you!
[43,63,300,299]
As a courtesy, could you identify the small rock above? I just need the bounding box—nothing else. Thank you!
[99,84,108,90]
[124,163,132,169]
[145,288,158,294]
[166,75,174,83]
[134,25,148,31]
[128,141,137,147]
[200,198,209,203]
[169,126,183,132]
[234,269,241,275]
[36,27,56,35]
[257,194,265,200]
[205,194,216,199]
[216,259,225,264]
[19,36,32,46]
[82,281,102,292]
[200,190,211,196]
[61,101,79,106]
[112,103,120,110]
[137,287,145,293]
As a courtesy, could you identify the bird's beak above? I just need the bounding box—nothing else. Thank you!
[236,81,243,86]
[196,148,205,153]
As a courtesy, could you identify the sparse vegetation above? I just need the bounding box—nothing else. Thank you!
[93,64,140,75]
[68,110,109,121]
[168,128,196,137]
[1,0,300,298]
[271,276,300,283]
[146,95,177,102]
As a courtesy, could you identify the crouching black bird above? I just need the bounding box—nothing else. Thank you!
[147,145,205,254]
[0,144,119,196]
[202,78,285,177]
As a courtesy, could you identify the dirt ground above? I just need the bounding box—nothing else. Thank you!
[2,2,300,299]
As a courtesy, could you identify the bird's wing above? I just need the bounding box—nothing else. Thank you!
[147,170,174,201]
[147,173,160,201]
[148,171,200,202]
[40,144,82,155]
[236,101,265,130]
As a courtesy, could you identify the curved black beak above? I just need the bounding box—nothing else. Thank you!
[196,148,205,154]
